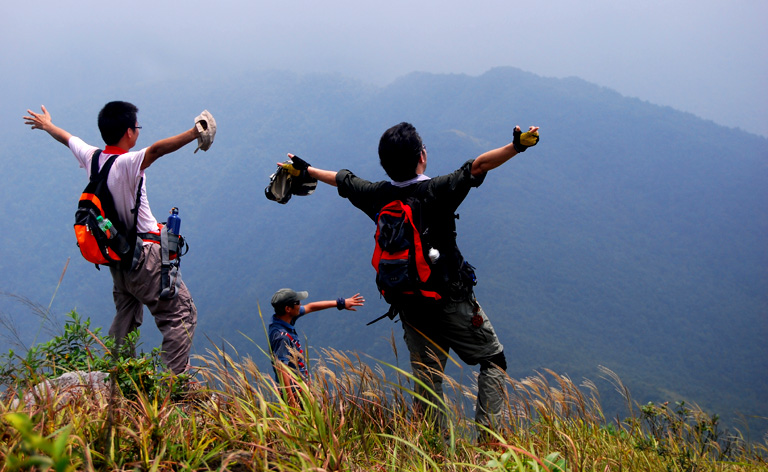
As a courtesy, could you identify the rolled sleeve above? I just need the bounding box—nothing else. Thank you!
[337,169,390,220]
[336,169,369,199]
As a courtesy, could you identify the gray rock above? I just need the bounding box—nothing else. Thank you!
[11,371,110,408]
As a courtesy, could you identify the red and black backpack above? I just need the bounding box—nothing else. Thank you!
[371,198,442,305]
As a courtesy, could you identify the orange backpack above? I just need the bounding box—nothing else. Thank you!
[74,151,140,269]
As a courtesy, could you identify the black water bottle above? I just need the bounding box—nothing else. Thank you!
[167,207,181,235]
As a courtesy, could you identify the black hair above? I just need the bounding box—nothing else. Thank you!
[97,101,139,146]
[272,303,289,315]
[378,122,423,182]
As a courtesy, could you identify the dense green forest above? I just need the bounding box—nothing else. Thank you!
[1,67,765,438]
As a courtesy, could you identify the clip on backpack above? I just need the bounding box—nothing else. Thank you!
[371,198,442,306]
[137,223,189,300]
[74,151,141,270]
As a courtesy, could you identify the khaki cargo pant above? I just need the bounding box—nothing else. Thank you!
[109,242,197,374]
[401,297,506,430]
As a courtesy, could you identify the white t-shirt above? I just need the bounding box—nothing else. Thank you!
[69,136,159,234]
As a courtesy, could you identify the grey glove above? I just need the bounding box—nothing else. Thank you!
[194,110,217,153]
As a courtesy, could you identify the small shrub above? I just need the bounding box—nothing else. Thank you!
[0,311,190,401]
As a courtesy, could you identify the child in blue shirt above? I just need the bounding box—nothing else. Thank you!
[269,288,364,404]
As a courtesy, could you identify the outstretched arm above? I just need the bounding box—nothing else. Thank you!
[471,125,539,176]
[281,153,339,186]
[141,128,200,170]
[23,105,72,146]
[308,166,339,187]
[303,293,365,314]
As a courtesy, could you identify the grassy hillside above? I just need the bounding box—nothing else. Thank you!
[0,314,765,470]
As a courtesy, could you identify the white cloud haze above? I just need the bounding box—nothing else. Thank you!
[3,0,767,136]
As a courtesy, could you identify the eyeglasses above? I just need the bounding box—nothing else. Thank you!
[132,125,142,130]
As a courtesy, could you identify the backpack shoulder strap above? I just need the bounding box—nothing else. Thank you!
[89,150,102,178]
[88,150,145,270]
[89,150,119,182]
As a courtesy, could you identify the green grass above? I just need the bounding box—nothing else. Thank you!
[1,312,766,471]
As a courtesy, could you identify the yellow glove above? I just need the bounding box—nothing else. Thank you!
[280,155,310,177]
[513,127,539,152]
[281,163,302,177]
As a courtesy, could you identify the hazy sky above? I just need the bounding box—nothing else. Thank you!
[4,0,767,136]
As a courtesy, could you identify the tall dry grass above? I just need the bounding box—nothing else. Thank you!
[1,340,766,471]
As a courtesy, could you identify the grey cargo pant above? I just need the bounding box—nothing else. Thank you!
[109,242,197,374]
[401,297,507,430]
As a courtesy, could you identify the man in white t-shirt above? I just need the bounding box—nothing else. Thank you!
[23,101,210,374]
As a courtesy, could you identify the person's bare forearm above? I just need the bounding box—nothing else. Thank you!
[471,143,517,175]
[303,300,336,313]
[46,125,72,147]
[141,128,199,170]
[304,294,364,314]
[471,125,540,176]
[307,167,339,186]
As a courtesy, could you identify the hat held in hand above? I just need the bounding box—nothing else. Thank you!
[265,155,317,204]
[194,110,217,153]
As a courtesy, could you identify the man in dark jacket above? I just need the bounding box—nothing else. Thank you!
[284,122,539,431]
